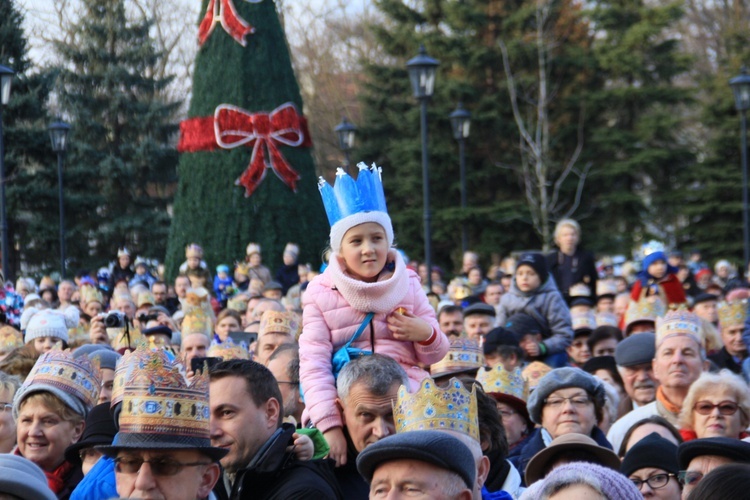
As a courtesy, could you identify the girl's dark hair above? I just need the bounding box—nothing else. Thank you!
[686,463,750,500]
[618,415,682,458]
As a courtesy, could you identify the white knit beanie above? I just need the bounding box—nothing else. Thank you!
[329,211,394,254]
[21,306,79,344]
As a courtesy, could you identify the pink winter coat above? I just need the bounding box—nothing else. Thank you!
[300,250,449,433]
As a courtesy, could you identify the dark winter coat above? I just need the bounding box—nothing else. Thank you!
[275,264,300,296]
[546,248,598,303]
[709,347,744,375]
[213,423,341,500]
[332,437,369,500]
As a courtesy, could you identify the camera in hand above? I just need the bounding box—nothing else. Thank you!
[137,312,158,325]
[100,311,127,328]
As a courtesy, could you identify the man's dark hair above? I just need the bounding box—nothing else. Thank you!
[438,304,463,318]
[151,280,167,290]
[586,325,622,353]
[268,343,299,384]
[209,359,284,427]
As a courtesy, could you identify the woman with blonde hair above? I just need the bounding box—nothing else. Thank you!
[546,219,598,305]
[678,369,750,441]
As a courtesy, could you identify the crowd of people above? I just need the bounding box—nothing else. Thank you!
[0,164,749,499]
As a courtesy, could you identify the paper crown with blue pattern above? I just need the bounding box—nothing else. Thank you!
[394,377,479,442]
[656,308,704,348]
[718,300,748,328]
[318,163,394,252]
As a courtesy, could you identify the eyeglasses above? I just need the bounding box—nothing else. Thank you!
[114,457,211,476]
[678,470,703,486]
[498,409,516,419]
[0,402,11,413]
[693,400,741,416]
[543,395,591,408]
[630,473,676,490]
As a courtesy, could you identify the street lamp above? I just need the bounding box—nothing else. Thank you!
[0,65,14,284]
[334,116,357,174]
[730,67,750,268]
[49,120,71,278]
[407,45,439,291]
[450,102,471,254]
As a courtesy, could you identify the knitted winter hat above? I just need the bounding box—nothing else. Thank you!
[621,432,679,477]
[520,462,642,499]
[21,306,79,344]
[516,252,549,284]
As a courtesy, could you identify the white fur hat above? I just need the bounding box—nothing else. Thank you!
[21,306,79,344]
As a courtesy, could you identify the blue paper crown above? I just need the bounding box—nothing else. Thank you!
[318,162,388,227]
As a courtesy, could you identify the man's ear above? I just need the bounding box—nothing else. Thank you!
[198,463,221,498]
[476,455,490,491]
[264,397,281,430]
[335,398,346,426]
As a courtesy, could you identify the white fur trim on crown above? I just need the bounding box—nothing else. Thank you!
[330,211,394,253]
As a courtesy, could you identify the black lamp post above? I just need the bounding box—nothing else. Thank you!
[334,116,357,174]
[730,67,750,268]
[0,65,14,284]
[407,45,439,291]
[49,120,71,278]
[450,102,471,255]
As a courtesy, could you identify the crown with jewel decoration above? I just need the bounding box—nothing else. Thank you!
[521,361,552,391]
[80,285,103,305]
[624,296,666,334]
[0,325,22,353]
[394,377,479,442]
[207,337,250,361]
[429,338,484,378]
[571,310,597,331]
[476,365,528,402]
[15,349,101,417]
[596,279,618,298]
[718,300,748,328]
[656,307,704,348]
[569,283,592,298]
[595,312,619,328]
[103,343,226,460]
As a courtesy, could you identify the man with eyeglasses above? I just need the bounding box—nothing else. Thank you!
[677,437,750,499]
[97,344,226,500]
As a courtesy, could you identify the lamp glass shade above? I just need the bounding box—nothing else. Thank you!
[334,118,357,151]
[0,65,14,106]
[48,122,71,153]
[730,69,750,112]
[406,46,439,99]
[450,105,471,140]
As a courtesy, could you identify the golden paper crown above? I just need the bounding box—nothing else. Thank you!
[109,326,143,352]
[0,326,22,353]
[717,300,748,328]
[569,283,592,298]
[68,325,89,345]
[571,311,597,331]
[185,287,209,306]
[207,337,250,360]
[22,349,101,411]
[656,308,704,348]
[476,365,528,402]
[521,361,552,391]
[234,262,250,277]
[453,285,472,301]
[185,243,203,259]
[596,279,618,298]
[137,291,155,308]
[227,295,248,312]
[112,343,212,444]
[181,308,213,336]
[394,377,479,442]
[80,285,103,305]
[429,338,484,378]
[246,242,261,256]
[595,312,619,328]
[259,310,299,337]
[624,296,666,332]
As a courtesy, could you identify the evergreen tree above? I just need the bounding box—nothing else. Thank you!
[0,0,57,278]
[581,0,694,255]
[164,0,328,277]
[357,0,599,269]
[54,0,179,269]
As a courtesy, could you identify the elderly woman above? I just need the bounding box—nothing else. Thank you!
[678,369,750,441]
[520,462,642,500]
[509,367,611,480]
[621,432,681,500]
[12,350,100,499]
[545,219,598,305]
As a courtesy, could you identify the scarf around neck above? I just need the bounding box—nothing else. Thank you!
[656,385,682,416]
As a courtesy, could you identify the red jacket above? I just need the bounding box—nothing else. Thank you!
[630,273,687,307]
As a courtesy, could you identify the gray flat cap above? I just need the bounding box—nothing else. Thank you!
[526,367,606,424]
[356,430,476,489]
[615,332,656,367]
[463,302,496,318]
[0,454,56,500]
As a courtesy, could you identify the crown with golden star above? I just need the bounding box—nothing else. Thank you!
[208,337,250,360]
[393,377,479,442]
[718,300,748,329]
[624,296,666,333]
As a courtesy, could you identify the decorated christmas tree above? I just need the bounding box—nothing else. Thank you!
[165,0,328,276]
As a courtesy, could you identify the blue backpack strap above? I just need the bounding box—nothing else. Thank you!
[341,312,375,350]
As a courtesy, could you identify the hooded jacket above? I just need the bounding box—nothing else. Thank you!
[496,277,573,354]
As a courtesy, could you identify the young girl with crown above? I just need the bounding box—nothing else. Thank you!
[299,163,450,467]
